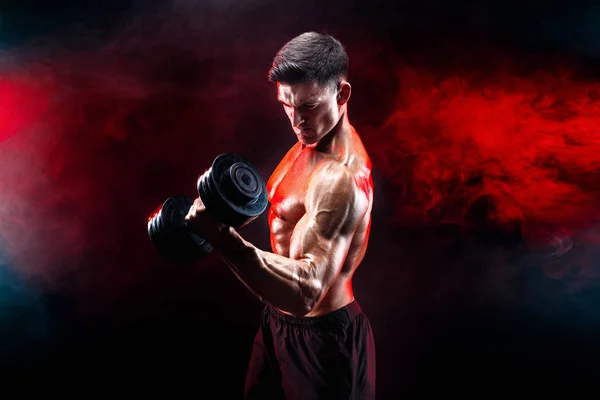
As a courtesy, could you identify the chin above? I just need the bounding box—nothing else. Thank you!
[297,135,317,146]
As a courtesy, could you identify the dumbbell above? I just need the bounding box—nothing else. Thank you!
[147,153,268,263]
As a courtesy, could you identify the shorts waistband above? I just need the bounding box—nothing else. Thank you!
[267,300,363,328]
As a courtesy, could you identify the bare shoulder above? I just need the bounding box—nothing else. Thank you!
[307,125,373,200]
[305,157,370,236]
[280,141,303,165]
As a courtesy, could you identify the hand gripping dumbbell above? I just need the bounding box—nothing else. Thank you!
[147,153,268,263]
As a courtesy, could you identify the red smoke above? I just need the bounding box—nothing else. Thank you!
[0,77,49,143]
[365,65,600,246]
[0,21,278,315]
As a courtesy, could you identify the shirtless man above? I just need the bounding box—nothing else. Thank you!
[185,32,376,399]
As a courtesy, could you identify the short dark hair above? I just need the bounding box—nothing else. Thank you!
[268,32,349,87]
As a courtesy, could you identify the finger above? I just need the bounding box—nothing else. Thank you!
[185,203,195,220]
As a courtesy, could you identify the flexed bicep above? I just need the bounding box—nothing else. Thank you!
[289,161,369,306]
[213,158,370,317]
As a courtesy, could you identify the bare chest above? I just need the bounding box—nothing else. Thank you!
[268,154,315,224]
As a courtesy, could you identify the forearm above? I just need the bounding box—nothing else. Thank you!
[210,227,321,317]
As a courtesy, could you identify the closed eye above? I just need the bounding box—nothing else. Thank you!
[278,101,317,110]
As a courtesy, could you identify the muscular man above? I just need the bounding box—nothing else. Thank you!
[185,32,376,399]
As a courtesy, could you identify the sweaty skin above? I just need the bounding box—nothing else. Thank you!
[185,80,373,317]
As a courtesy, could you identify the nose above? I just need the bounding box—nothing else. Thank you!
[291,108,304,127]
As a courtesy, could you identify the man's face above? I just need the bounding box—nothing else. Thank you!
[276,81,341,146]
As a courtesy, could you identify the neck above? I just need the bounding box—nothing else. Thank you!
[305,110,351,154]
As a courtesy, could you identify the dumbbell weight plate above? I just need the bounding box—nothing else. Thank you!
[197,153,268,227]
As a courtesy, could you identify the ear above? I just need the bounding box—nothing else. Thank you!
[337,81,351,105]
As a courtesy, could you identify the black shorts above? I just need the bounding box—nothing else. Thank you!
[244,300,376,400]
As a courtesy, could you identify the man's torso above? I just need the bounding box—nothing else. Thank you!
[266,128,373,316]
